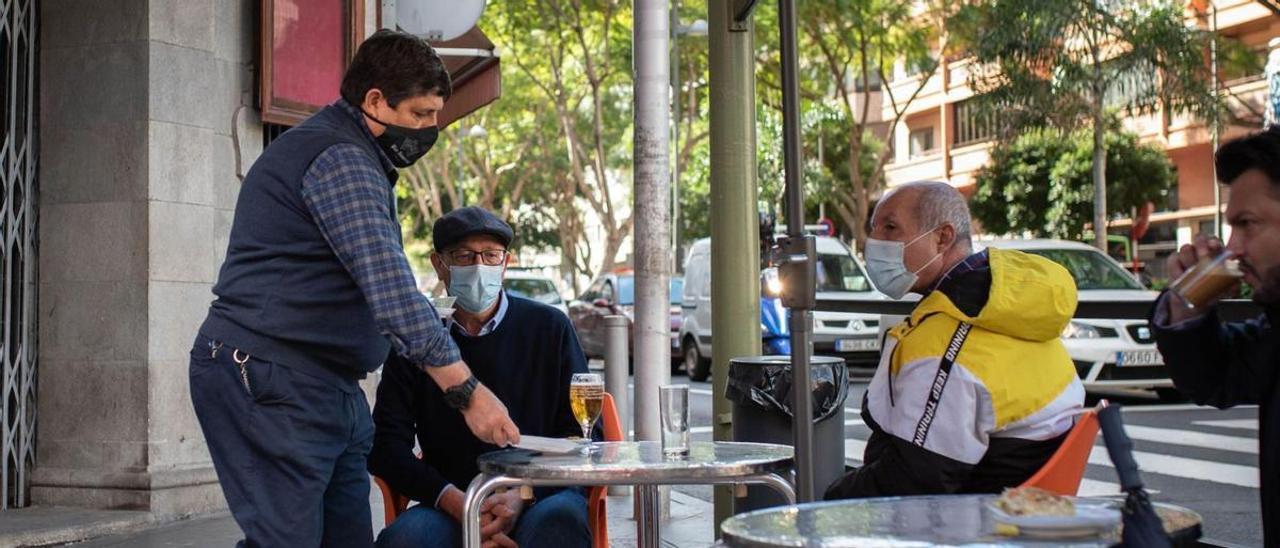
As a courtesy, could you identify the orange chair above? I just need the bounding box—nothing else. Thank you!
[588,392,625,548]
[1019,400,1107,496]
[372,392,625,545]
[374,474,412,527]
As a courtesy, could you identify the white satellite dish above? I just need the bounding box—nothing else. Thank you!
[397,0,488,42]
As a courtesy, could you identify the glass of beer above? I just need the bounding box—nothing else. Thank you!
[570,373,605,445]
[1169,251,1244,310]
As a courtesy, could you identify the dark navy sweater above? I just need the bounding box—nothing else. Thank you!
[368,295,588,503]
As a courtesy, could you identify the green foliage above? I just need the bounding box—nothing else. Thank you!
[953,0,1222,134]
[972,128,1176,240]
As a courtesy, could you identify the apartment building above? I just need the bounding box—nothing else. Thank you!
[881,0,1279,277]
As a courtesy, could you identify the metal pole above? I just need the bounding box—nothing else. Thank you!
[708,0,761,528]
[636,485,662,548]
[672,0,683,272]
[603,316,631,496]
[778,0,816,503]
[632,0,671,451]
[1211,0,1223,238]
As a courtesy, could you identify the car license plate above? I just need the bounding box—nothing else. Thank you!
[1116,350,1165,367]
[836,338,880,352]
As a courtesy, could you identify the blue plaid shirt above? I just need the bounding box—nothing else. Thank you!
[298,100,460,370]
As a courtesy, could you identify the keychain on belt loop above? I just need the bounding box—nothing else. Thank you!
[233,349,252,396]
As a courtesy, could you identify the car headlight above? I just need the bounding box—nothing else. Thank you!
[1061,321,1100,339]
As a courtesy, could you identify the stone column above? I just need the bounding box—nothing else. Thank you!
[34,0,260,515]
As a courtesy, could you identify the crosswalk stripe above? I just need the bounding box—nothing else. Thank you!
[846,439,1242,490]
[1121,424,1258,454]
[1087,446,1259,488]
[1192,419,1259,431]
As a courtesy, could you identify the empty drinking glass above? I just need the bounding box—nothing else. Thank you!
[660,385,690,457]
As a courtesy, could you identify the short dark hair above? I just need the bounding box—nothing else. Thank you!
[1216,126,1280,196]
[340,30,452,108]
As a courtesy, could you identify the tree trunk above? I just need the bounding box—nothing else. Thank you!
[1091,42,1108,251]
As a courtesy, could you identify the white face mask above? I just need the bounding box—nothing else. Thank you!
[864,228,943,299]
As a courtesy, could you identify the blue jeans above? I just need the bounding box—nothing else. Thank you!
[376,489,590,548]
[189,333,374,547]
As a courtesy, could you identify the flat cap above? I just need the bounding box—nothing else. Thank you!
[432,206,514,250]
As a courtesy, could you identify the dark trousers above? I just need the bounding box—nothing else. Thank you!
[375,489,591,548]
[190,333,374,548]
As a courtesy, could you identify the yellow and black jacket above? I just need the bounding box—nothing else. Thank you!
[826,248,1085,499]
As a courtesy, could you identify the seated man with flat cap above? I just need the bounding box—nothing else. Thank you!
[369,207,591,548]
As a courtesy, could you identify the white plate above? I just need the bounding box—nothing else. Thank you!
[989,500,1121,539]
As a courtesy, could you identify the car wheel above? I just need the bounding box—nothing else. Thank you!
[684,337,711,382]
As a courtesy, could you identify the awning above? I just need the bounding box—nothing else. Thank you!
[431,27,501,128]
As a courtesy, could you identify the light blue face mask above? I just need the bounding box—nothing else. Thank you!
[864,227,942,300]
[447,264,505,313]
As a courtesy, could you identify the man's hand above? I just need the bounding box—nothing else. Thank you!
[425,362,520,446]
[479,490,524,548]
[464,384,520,447]
[1165,234,1227,324]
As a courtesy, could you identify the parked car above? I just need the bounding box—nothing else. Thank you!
[980,239,1171,398]
[503,270,568,316]
[679,237,886,382]
[567,270,684,367]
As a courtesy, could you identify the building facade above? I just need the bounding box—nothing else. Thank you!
[0,0,497,516]
[881,0,1278,278]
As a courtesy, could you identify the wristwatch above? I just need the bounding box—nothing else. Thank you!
[444,375,479,410]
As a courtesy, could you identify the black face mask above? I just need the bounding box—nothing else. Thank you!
[363,109,439,168]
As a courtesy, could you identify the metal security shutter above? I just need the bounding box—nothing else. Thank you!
[0,0,37,510]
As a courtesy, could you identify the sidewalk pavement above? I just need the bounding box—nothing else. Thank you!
[0,483,718,547]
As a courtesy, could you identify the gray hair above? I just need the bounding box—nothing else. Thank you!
[885,181,973,251]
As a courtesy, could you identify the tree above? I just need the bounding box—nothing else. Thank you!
[954,0,1218,249]
[790,0,952,249]
[971,127,1176,240]
[484,0,636,291]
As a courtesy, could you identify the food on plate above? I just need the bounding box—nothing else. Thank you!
[993,487,1076,517]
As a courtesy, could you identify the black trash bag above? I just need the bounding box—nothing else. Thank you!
[726,356,848,422]
[1098,404,1173,548]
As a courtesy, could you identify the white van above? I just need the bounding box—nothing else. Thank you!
[679,236,886,380]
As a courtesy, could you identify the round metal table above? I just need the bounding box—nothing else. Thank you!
[463,441,796,548]
[720,495,1204,547]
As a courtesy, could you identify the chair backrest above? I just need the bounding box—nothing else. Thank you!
[374,474,411,527]
[600,392,624,443]
[1019,403,1104,496]
[589,392,623,548]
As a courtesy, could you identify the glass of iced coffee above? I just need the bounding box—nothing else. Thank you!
[1168,251,1244,310]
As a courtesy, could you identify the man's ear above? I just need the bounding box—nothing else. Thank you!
[935,223,956,252]
[362,88,386,113]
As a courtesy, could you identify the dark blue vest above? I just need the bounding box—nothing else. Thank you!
[200,103,397,387]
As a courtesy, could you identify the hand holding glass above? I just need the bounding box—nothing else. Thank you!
[1169,251,1243,310]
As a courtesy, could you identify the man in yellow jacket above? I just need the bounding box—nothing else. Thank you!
[826,181,1085,499]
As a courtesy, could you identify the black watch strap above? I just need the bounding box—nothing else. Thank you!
[444,375,479,410]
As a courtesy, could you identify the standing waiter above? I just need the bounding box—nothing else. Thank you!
[189,31,519,547]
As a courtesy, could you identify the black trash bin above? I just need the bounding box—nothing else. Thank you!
[727,355,848,511]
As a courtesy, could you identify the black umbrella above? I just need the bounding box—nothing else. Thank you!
[1098,404,1172,548]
